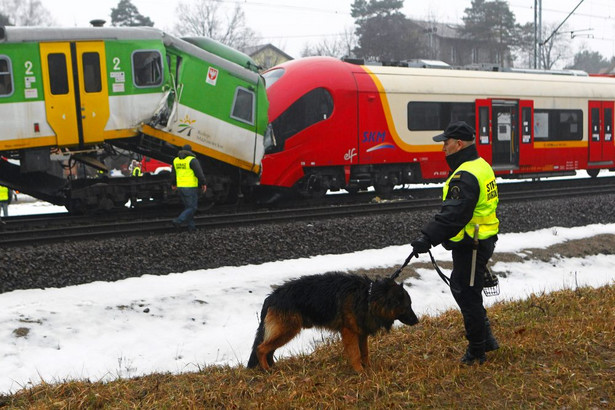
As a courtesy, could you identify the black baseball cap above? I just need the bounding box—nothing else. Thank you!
[182,144,192,151]
[433,121,475,142]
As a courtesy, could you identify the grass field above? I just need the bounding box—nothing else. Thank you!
[1,285,613,409]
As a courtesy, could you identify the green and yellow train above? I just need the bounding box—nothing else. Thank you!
[0,25,268,212]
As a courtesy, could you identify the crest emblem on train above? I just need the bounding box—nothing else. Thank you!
[206,67,219,86]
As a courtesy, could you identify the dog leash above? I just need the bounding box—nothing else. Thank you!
[390,249,453,289]
[392,249,498,297]
[390,251,417,280]
[427,250,453,288]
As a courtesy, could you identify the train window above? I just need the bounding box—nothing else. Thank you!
[605,108,613,142]
[47,53,69,95]
[0,56,13,96]
[521,107,532,143]
[591,108,600,141]
[268,87,333,154]
[478,106,489,144]
[132,50,163,88]
[263,68,284,88]
[231,87,255,124]
[534,109,583,141]
[82,52,102,93]
[407,102,475,131]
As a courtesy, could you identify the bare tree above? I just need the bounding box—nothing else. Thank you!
[0,0,54,26]
[301,27,358,58]
[539,22,572,70]
[173,0,257,51]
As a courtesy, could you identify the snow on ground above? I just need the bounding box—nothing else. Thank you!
[1,196,614,395]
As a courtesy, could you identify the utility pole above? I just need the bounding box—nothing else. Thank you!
[534,0,542,69]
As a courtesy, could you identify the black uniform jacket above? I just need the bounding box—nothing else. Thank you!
[422,144,483,248]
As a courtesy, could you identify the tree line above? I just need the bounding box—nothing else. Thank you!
[348,0,613,73]
[1,0,613,73]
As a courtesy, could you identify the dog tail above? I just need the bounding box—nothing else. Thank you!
[247,298,270,368]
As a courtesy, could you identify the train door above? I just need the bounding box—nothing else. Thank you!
[588,101,614,164]
[477,99,520,169]
[492,100,519,168]
[40,41,110,147]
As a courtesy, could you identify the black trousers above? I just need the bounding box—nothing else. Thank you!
[449,236,496,347]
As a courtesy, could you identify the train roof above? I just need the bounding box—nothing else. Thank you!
[161,34,260,84]
[273,56,613,85]
[182,37,260,73]
[267,56,615,102]
[0,26,164,42]
[0,26,261,85]
[359,62,615,85]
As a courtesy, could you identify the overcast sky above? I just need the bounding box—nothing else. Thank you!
[37,0,615,62]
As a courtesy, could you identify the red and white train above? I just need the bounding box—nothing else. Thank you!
[259,56,615,199]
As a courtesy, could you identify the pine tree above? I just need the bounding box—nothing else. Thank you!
[0,13,12,26]
[110,0,154,27]
[461,0,517,65]
[351,0,425,61]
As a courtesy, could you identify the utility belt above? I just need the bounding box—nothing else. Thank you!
[442,233,498,250]
[444,228,499,296]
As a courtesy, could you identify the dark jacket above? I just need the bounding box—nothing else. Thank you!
[421,144,483,247]
[171,149,207,187]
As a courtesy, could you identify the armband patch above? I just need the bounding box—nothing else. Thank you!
[449,185,461,199]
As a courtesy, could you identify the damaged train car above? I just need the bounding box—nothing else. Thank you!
[0,25,268,212]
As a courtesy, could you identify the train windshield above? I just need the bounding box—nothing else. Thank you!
[267,87,333,154]
[263,68,284,89]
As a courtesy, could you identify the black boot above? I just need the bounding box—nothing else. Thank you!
[461,342,486,365]
[485,318,499,352]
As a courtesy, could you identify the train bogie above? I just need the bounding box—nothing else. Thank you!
[260,57,615,200]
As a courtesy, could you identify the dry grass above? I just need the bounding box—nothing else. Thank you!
[1,285,613,409]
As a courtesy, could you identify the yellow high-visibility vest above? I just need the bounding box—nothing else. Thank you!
[132,167,142,177]
[443,157,499,242]
[0,186,8,201]
[173,156,198,188]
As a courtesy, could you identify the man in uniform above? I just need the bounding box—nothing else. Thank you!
[0,184,9,224]
[410,121,500,365]
[171,144,207,231]
[130,160,142,177]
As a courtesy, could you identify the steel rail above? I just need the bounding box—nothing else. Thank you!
[2,179,615,247]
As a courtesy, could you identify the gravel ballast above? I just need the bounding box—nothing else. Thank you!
[2,195,615,293]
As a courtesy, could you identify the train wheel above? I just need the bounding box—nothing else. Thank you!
[66,199,86,214]
[303,175,327,198]
[310,186,328,198]
[374,182,394,198]
[587,169,600,178]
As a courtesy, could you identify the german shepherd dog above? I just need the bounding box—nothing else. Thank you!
[247,272,419,372]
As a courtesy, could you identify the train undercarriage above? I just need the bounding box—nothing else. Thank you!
[262,162,611,204]
[0,134,257,213]
[269,163,425,201]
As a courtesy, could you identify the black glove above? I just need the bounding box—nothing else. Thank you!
[411,235,431,254]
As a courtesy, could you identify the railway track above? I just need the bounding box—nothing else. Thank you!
[2,176,615,247]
